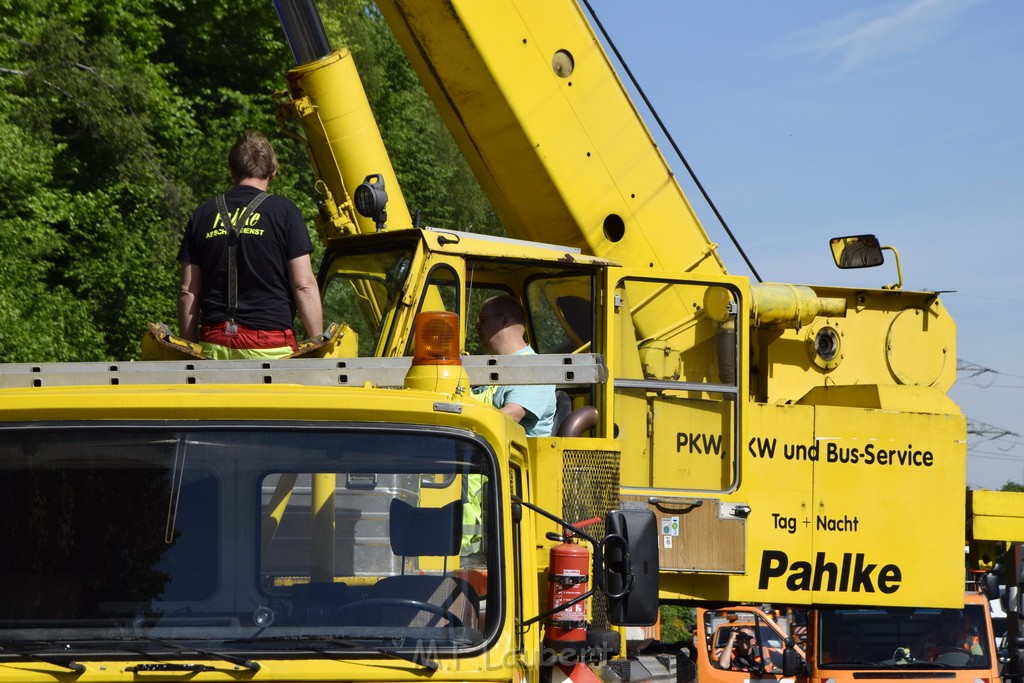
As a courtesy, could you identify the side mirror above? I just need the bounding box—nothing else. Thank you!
[604,509,659,626]
[1011,636,1024,673]
[984,570,1001,601]
[830,234,883,269]
[782,638,806,677]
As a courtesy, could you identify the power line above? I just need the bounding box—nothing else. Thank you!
[948,292,1024,304]
[959,381,1024,389]
[970,454,1024,464]
[953,359,1024,484]
[958,358,994,376]
[968,448,1024,463]
[967,417,1021,442]
[957,358,1024,383]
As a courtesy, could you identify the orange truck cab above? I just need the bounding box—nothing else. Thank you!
[697,593,1000,683]
[696,606,803,683]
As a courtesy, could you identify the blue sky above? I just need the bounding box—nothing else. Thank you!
[586,0,1024,489]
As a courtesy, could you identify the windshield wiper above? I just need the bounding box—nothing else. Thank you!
[137,636,260,672]
[375,643,438,670]
[822,660,883,668]
[234,635,437,670]
[0,645,85,673]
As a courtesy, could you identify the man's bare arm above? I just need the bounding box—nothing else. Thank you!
[177,263,202,341]
[718,632,737,668]
[499,402,527,424]
[289,254,323,337]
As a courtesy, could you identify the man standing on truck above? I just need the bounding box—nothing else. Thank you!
[177,130,322,359]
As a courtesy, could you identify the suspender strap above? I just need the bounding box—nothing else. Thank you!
[214,191,270,325]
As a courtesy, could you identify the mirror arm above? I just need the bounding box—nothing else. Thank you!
[520,587,597,628]
[511,495,599,547]
[510,494,606,593]
[881,245,903,290]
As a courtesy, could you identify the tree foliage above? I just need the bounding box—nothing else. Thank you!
[325,1,501,233]
[660,604,695,643]
[0,0,501,362]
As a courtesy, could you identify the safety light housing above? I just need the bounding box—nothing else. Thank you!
[404,311,468,396]
[412,311,461,366]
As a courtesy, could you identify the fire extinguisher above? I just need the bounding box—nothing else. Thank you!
[545,517,601,656]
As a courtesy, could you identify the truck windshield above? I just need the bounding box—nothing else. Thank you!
[0,424,496,657]
[817,603,991,669]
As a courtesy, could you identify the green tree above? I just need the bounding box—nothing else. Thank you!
[0,0,301,361]
[0,0,503,362]
[660,604,695,643]
[0,0,198,360]
[321,0,504,235]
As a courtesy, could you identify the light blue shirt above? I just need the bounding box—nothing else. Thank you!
[475,347,556,437]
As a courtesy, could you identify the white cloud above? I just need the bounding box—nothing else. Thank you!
[780,0,983,72]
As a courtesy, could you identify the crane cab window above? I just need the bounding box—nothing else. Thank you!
[417,264,460,315]
[525,275,594,354]
[614,278,738,387]
[404,264,460,356]
[320,245,414,356]
[466,264,598,358]
[465,283,514,355]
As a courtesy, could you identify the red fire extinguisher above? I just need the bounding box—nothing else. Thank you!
[545,517,601,654]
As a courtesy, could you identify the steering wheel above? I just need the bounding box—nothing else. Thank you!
[934,647,971,665]
[333,598,463,627]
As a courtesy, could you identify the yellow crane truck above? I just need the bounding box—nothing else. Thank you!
[2,0,1023,681]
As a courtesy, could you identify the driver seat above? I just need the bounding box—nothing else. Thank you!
[374,498,480,628]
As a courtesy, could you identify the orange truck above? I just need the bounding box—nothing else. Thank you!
[696,592,1000,683]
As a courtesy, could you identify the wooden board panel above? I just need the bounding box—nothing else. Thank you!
[621,495,745,573]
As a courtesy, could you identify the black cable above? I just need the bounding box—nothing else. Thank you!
[580,0,763,283]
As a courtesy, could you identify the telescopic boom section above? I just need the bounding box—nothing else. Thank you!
[374,0,727,275]
[273,0,333,65]
[274,0,413,239]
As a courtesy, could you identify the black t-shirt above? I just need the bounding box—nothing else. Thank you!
[177,185,314,330]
